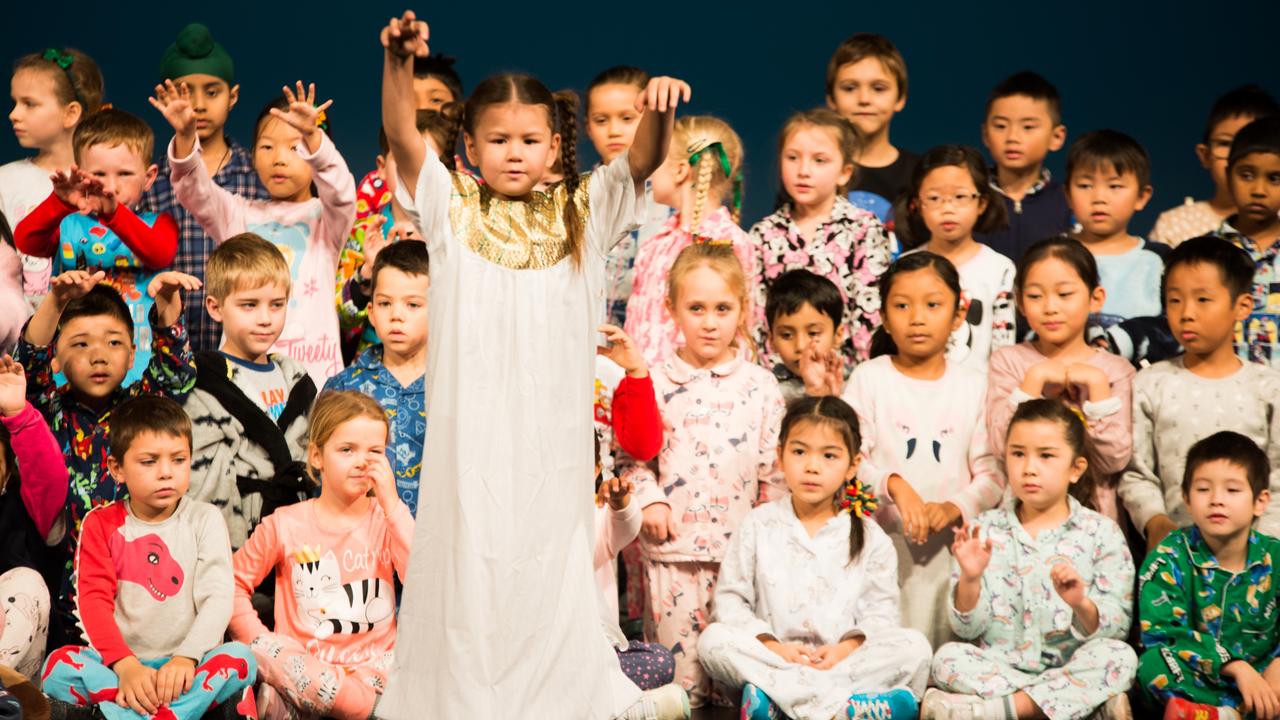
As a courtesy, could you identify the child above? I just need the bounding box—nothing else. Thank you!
[1119,238,1280,554]
[324,240,429,517]
[1065,129,1165,327]
[42,395,257,720]
[230,391,411,720]
[16,270,196,648]
[842,252,1003,648]
[140,23,268,353]
[624,115,757,367]
[975,72,1072,265]
[184,235,316,548]
[699,396,931,720]
[1212,116,1280,369]
[616,242,786,708]
[152,79,357,386]
[1,47,104,306]
[1150,86,1278,248]
[750,108,891,370]
[376,14,691,719]
[412,53,463,111]
[15,108,179,386]
[924,399,1137,720]
[896,145,1014,371]
[824,33,916,223]
[765,269,847,402]
[0,213,26,351]
[1138,432,1280,720]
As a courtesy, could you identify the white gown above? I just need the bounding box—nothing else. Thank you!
[376,148,643,719]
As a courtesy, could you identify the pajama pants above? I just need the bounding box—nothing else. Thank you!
[0,567,50,681]
[698,624,931,720]
[884,521,956,650]
[42,643,257,720]
[931,639,1137,720]
[1138,644,1260,710]
[250,633,392,720]
[616,641,676,691]
[643,560,726,707]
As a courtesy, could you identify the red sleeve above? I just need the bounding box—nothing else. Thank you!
[75,505,133,667]
[612,374,662,462]
[12,193,72,258]
[101,206,178,269]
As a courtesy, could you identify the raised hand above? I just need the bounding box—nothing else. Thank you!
[270,82,334,149]
[596,324,647,378]
[359,215,390,281]
[381,11,430,59]
[0,355,28,418]
[951,523,993,580]
[799,346,843,396]
[596,476,634,511]
[50,166,95,212]
[148,271,203,327]
[1050,562,1088,609]
[50,269,106,305]
[149,79,197,138]
[637,77,691,114]
[366,452,399,509]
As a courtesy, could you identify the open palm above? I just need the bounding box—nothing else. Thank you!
[0,356,26,417]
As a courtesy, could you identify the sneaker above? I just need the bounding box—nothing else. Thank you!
[846,688,918,719]
[1096,692,1132,720]
[1163,697,1242,720]
[919,688,984,720]
[615,683,691,720]
[47,698,101,720]
[741,683,781,720]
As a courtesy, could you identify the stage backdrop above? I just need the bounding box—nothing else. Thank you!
[2,0,1275,231]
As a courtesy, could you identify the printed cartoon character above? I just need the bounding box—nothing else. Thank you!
[108,531,184,602]
[291,546,393,640]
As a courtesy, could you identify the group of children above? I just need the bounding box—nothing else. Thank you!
[0,10,1276,720]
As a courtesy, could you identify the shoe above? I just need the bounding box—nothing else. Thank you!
[846,688,918,719]
[1097,692,1132,720]
[741,683,780,720]
[615,683,690,720]
[1163,697,1242,720]
[919,688,984,720]
[47,698,101,720]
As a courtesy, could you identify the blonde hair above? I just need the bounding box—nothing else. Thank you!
[205,233,292,301]
[670,116,744,231]
[72,108,154,165]
[13,48,105,117]
[307,391,390,482]
[666,242,754,358]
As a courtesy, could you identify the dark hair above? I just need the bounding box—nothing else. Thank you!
[1183,430,1270,499]
[371,239,430,292]
[378,106,461,170]
[779,396,866,562]
[870,251,962,358]
[14,48,105,117]
[893,145,1008,249]
[1015,235,1100,296]
[765,269,843,328]
[59,284,133,337]
[985,71,1062,126]
[1065,129,1151,188]
[586,65,649,99]
[1008,399,1095,510]
[412,54,464,102]
[1227,116,1280,171]
[109,395,192,461]
[0,209,12,249]
[1163,236,1255,301]
[825,33,908,99]
[551,90,580,180]
[1203,85,1279,144]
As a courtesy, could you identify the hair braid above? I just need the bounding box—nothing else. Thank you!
[553,90,583,266]
[689,150,715,236]
[437,101,464,170]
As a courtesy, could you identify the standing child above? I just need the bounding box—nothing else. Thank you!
[616,242,786,708]
[230,391,412,720]
[841,252,1003,648]
[750,108,891,371]
[896,145,1014,371]
[624,115,756,366]
[42,396,257,720]
[152,80,356,386]
[976,72,1072,265]
[140,23,268,353]
[924,399,1137,720]
[1150,86,1278,248]
[699,396,932,720]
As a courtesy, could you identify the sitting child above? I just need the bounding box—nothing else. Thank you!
[1138,432,1280,720]
[185,235,316,548]
[41,395,257,720]
[765,269,849,402]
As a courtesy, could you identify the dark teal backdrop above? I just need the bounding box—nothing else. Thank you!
[2,1,1276,230]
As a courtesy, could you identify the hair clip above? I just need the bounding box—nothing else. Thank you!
[839,478,878,518]
[42,47,74,69]
[315,109,329,132]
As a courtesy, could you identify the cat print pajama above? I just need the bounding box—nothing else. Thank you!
[0,567,50,680]
[249,633,393,719]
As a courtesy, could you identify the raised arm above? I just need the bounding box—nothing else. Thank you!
[380,12,431,199]
[628,77,689,190]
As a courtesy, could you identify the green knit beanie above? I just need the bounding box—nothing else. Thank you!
[158,23,234,84]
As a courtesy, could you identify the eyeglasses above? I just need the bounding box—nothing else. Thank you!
[919,192,981,209]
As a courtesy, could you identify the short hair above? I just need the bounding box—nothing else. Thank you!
[586,66,650,98]
[72,108,155,165]
[1203,85,1279,144]
[109,395,192,460]
[765,269,843,328]
[1065,129,1151,188]
[205,233,291,301]
[825,33,908,99]
[1228,116,1280,171]
[13,48,104,117]
[60,284,133,337]
[412,54,464,102]
[371,239,430,293]
[1183,431,1270,498]
[1163,236,1256,301]
[985,71,1062,126]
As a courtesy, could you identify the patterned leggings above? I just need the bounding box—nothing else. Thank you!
[616,641,675,691]
[250,633,392,720]
[0,567,50,681]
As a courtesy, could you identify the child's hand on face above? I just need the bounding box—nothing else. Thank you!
[636,77,691,114]
[380,11,430,59]
[596,324,648,379]
[113,656,160,715]
[78,173,119,217]
[154,655,195,706]
[50,269,106,306]
[0,356,28,418]
[951,523,993,580]
[148,80,197,138]
[596,476,634,511]
[366,452,399,508]
[640,503,678,544]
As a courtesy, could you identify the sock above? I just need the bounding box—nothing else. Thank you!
[983,695,1017,720]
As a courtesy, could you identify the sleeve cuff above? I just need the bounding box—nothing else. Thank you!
[168,135,202,166]
[633,481,666,509]
[1083,396,1122,420]
[295,132,332,163]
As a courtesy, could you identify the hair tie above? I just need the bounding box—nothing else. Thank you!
[839,477,878,517]
[687,140,742,215]
[41,47,85,108]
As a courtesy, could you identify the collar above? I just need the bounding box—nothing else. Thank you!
[221,352,275,373]
[1000,492,1086,531]
[1218,217,1278,261]
[777,195,862,228]
[662,351,742,384]
[780,494,846,536]
[989,167,1052,200]
[772,362,800,383]
[1183,526,1270,572]
[354,345,386,370]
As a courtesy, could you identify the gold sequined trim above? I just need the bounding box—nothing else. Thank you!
[448,172,592,269]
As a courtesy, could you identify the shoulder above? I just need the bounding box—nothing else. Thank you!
[1243,362,1280,389]
[1092,349,1136,381]
[271,354,312,384]
[738,360,782,388]
[989,342,1033,370]
[83,501,127,534]
[184,499,228,527]
[1134,358,1183,389]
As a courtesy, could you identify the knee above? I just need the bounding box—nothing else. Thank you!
[1137,645,1185,694]
[201,642,259,686]
[0,567,50,617]
[929,642,969,687]
[695,623,731,661]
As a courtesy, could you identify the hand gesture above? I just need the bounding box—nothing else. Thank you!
[799,346,843,397]
[154,655,194,706]
[596,324,647,378]
[888,475,929,545]
[381,11,430,59]
[366,452,399,508]
[50,269,106,306]
[78,173,118,217]
[1228,660,1280,720]
[809,638,862,669]
[641,502,679,544]
[951,523,993,580]
[113,656,160,715]
[1050,561,1088,609]
[925,501,963,533]
[148,271,203,327]
[637,77,691,114]
[50,166,96,212]
[148,79,197,138]
[1065,362,1110,404]
[270,82,334,142]
[1022,359,1067,399]
[359,216,391,281]
[0,356,27,418]
[596,476,634,511]
[761,639,812,666]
